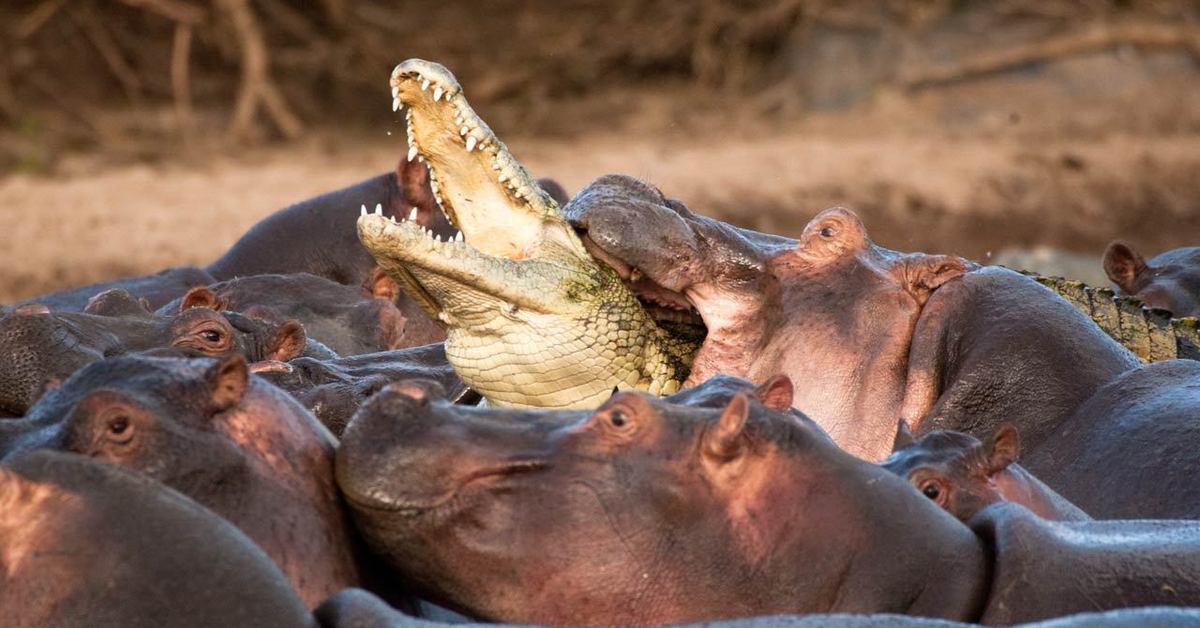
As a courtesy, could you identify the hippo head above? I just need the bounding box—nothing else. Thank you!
[5,354,355,607]
[1104,241,1200,318]
[172,287,309,362]
[882,423,1020,522]
[337,376,985,625]
[567,175,972,460]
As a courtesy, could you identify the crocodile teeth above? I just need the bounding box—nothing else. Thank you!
[454,231,463,242]
[460,126,469,136]
[407,145,418,162]
[360,204,367,216]
[498,173,509,183]
[433,86,444,101]
[374,203,383,216]
[392,98,401,112]
[421,79,430,91]
[409,207,418,221]
[465,136,477,152]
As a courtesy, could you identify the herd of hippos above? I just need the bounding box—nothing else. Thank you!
[5,59,1200,627]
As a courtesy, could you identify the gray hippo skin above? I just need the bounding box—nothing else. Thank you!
[337,377,988,625]
[157,276,444,356]
[564,175,1135,461]
[0,449,315,628]
[0,290,309,416]
[259,343,469,437]
[1105,241,1200,317]
[336,375,1200,625]
[883,423,1090,522]
[0,354,363,608]
[6,266,215,313]
[1022,359,1200,520]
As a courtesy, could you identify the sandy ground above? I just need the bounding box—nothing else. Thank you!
[2,126,1198,303]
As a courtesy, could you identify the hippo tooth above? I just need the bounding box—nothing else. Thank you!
[407,145,418,162]
[465,136,477,152]
[433,86,444,101]
[374,203,383,216]
[421,79,430,91]
[409,207,419,221]
[360,204,367,217]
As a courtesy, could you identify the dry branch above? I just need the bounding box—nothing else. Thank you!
[217,0,303,141]
[902,21,1200,90]
[171,23,194,136]
[69,2,143,105]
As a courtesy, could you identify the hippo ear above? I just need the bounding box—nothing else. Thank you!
[902,254,971,305]
[265,320,307,362]
[206,354,248,413]
[892,419,915,452]
[753,375,793,412]
[1103,241,1148,294]
[984,424,1020,473]
[84,289,151,317]
[368,266,401,302]
[180,287,226,313]
[704,393,750,462]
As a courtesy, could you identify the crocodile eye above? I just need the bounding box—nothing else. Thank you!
[819,226,835,238]
[609,410,628,428]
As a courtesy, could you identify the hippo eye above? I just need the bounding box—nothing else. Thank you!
[919,480,941,500]
[819,226,836,238]
[105,416,134,444]
[199,329,224,343]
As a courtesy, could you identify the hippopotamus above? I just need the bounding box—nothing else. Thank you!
[205,154,569,288]
[1021,359,1200,520]
[1104,241,1200,318]
[258,343,469,436]
[565,175,1137,461]
[0,290,312,416]
[337,377,1200,624]
[1,354,363,608]
[883,423,1089,522]
[0,450,314,627]
[6,266,216,313]
[156,276,444,356]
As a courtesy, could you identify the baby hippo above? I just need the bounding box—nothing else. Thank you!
[883,423,1089,522]
[1104,241,1200,317]
[0,289,307,416]
[2,354,363,608]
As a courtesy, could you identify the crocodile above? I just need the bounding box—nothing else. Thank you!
[1015,270,1200,362]
[356,59,697,409]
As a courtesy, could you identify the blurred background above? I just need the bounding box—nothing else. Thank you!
[1,0,1198,301]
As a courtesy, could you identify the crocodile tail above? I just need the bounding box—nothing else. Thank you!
[1018,270,1200,363]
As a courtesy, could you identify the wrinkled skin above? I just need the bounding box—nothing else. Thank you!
[0,291,311,416]
[567,175,971,460]
[337,377,987,625]
[1022,359,1200,519]
[1105,241,1200,317]
[0,450,314,628]
[157,275,444,356]
[6,266,215,313]
[567,176,1141,461]
[0,355,362,608]
[883,423,1089,522]
[970,503,1200,624]
[260,343,470,436]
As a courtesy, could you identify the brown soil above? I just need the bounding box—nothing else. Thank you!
[2,115,1198,303]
